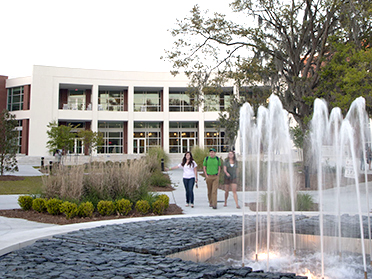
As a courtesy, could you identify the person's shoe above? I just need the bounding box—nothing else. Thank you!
[213,206,217,209]
[209,204,212,207]
[191,204,194,208]
[236,205,241,209]
[185,204,189,207]
[224,204,227,207]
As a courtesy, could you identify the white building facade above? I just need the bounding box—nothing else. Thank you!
[2,65,239,159]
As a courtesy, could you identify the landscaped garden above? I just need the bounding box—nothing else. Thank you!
[0,149,183,224]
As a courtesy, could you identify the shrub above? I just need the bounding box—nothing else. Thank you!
[149,171,171,187]
[18,195,33,211]
[60,201,78,219]
[97,200,115,216]
[147,147,169,170]
[116,199,132,216]
[297,193,314,211]
[152,199,165,215]
[157,194,170,210]
[191,146,209,170]
[135,200,150,214]
[46,198,62,215]
[139,192,158,206]
[77,201,95,218]
[32,198,47,213]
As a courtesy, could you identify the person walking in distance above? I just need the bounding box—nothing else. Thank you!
[223,151,240,208]
[203,148,221,209]
[166,151,198,208]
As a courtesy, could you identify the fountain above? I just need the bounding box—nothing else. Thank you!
[236,95,372,278]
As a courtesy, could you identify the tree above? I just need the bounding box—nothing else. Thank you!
[314,41,372,115]
[77,129,104,156]
[163,0,371,130]
[0,110,19,175]
[46,121,76,158]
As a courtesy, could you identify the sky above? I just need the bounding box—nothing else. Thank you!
[0,0,234,78]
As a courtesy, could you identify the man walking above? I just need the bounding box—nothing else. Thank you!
[203,148,221,209]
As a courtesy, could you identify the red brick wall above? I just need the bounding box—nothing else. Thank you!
[0,76,8,111]
[21,119,29,155]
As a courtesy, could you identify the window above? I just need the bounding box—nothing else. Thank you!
[15,120,22,153]
[68,90,85,110]
[169,88,196,112]
[204,122,228,152]
[98,90,125,111]
[98,122,123,154]
[134,89,161,112]
[169,122,198,153]
[7,87,24,111]
[204,87,233,112]
[133,122,162,153]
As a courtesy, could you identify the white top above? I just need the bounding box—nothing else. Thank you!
[178,161,198,179]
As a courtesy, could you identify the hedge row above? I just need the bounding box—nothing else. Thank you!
[18,194,170,220]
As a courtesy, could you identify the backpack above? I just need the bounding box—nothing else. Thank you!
[205,156,220,163]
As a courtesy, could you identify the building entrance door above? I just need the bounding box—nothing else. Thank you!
[182,138,195,153]
[133,138,145,154]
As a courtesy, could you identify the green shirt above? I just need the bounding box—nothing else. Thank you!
[203,156,221,175]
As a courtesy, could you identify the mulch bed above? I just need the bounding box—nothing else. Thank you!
[0,204,183,225]
[0,176,181,225]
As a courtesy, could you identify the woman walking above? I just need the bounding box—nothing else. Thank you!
[166,151,198,208]
[223,151,240,208]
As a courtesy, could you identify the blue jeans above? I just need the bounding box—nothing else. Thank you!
[183,178,195,204]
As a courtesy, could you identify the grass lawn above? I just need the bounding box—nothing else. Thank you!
[0,176,43,195]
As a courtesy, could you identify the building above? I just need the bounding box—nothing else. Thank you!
[1,65,237,161]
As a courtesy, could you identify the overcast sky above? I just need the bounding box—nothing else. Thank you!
[0,0,235,78]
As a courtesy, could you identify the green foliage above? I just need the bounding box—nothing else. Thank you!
[135,200,150,215]
[32,198,47,213]
[315,42,372,117]
[0,110,19,175]
[45,198,63,215]
[296,193,314,211]
[18,195,33,210]
[157,194,170,210]
[149,170,171,187]
[97,200,115,216]
[115,198,132,216]
[147,147,170,167]
[77,129,104,155]
[46,121,76,155]
[289,126,304,149]
[139,192,158,206]
[60,201,78,219]
[77,201,95,218]
[152,199,165,215]
[191,146,209,170]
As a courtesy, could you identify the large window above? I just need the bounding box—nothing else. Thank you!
[7,87,24,111]
[169,88,196,112]
[98,122,123,154]
[204,122,228,153]
[67,90,85,110]
[133,122,162,154]
[15,120,22,153]
[204,87,233,112]
[134,88,162,112]
[169,122,198,153]
[98,90,125,111]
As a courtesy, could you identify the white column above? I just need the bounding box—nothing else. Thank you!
[234,85,241,154]
[163,86,170,153]
[91,84,99,156]
[198,104,205,149]
[127,85,134,154]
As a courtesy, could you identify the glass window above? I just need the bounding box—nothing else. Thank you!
[133,122,162,153]
[68,90,85,110]
[169,122,198,153]
[97,122,124,154]
[134,89,162,112]
[98,90,125,111]
[7,87,24,111]
[204,122,228,152]
[169,89,196,112]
